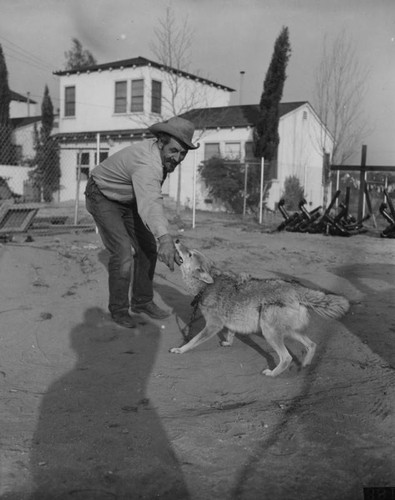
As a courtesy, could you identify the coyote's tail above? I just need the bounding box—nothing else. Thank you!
[299,288,350,319]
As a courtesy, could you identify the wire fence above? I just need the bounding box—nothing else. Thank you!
[1,125,394,234]
[0,126,96,231]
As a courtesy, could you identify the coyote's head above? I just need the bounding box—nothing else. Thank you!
[175,240,214,292]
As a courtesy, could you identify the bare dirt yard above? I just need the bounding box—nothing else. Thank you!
[1,208,394,500]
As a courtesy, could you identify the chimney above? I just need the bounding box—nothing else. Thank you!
[239,71,245,105]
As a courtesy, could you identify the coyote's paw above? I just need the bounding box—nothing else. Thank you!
[262,368,276,377]
[220,340,232,347]
[169,347,183,354]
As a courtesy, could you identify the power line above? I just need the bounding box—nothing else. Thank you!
[4,50,55,73]
[0,34,55,71]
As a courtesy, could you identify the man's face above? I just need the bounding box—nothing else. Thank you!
[159,137,188,174]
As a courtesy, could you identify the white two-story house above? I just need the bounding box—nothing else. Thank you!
[53,56,234,201]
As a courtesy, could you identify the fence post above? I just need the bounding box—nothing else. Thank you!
[74,149,82,225]
[259,157,265,224]
[243,163,248,216]
[357,145,367,221]
[96,133,100,161]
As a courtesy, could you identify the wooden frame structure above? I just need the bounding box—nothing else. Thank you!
[330,145,395,220]
[0,202,38,234]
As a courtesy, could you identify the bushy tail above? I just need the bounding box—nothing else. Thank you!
[299,288,350,320]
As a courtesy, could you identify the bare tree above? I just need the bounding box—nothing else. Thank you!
[314,30,370,166]
[149,6,216,118]
[150,6,211,212]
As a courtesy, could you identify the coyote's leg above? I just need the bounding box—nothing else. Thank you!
[170,318,223,354]
[290,331,316,367]
[260,321,292,377]
[221,330,235,347]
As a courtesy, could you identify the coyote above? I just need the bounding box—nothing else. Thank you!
[170,240,350,377]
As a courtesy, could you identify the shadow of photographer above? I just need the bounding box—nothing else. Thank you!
[29,307,190,499]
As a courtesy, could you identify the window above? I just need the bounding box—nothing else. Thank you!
[77,152,90,180]
[224,142,241,160]
[245,141,255,161]
[204,143,220,161]
[131,79,144,112]
[114,81,127,113]
[94,151,109,164]
[65,86,75,117]
[151,80,162,114]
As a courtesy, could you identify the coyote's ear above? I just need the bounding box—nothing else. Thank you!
[192,268,214,284]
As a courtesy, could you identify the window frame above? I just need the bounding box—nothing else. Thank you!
[151,80,162,114]
[94,151,109,164]
[224,142,241,160]
[64,86,76,117]
[204,142,221,162]
[131,79,144,113]
[114,80,127,114]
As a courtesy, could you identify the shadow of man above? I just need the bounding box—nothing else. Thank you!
[332,262,395,368]
[29,307,190,499]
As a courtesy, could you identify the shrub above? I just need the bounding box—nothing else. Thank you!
[199,157,267,214]
[282,175,305,210]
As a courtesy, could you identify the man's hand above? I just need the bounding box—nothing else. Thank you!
[157,234,182,271]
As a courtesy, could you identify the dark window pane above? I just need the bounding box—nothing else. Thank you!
[65,86,75,117]
[131,79,144,112]
[151,80,162,114]
[115,81,127,113]
[204,143,220,161]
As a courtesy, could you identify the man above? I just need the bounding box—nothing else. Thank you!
[85,116,199,328]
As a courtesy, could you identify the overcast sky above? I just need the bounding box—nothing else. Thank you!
[1,0,394,164]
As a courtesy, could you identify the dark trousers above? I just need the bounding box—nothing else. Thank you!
[85,177,157,315]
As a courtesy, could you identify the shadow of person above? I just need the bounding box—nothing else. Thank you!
[29,307,190,499]
[331,262,395,368]
[154,282,206,342]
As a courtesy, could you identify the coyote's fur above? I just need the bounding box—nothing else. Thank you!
[170,240,350,377]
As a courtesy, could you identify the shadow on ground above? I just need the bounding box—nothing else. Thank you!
[28,307,190,499]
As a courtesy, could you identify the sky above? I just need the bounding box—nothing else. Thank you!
[1,0,394,165]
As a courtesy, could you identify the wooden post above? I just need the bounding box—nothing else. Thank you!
[243,163,249,216]
[357,145,367,221]
[192,150,197,229]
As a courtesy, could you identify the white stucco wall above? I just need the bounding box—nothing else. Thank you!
[13,125,37,161]
[58,66,232,134]
[278,104,332,208]
[0,165,32,195]
[10,101,39,119]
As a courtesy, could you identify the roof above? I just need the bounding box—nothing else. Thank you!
[10,90,37,104]
[53,56,235,92]
[11,116,42,129]
[52,102,314,143]
[54,128,153,144]
[179,102,308,129]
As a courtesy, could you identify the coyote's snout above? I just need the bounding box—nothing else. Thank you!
[170,240,350,377]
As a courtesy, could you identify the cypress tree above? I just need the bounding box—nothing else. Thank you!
[30,86,60,201]
[41,85,54,140]
[40,86,60,201]
[0,44,14,164]
[253,27,291,161]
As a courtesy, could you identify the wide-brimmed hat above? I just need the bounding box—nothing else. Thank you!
[149,116,200,150]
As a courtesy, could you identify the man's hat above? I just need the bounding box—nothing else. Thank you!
[149,116,200,150]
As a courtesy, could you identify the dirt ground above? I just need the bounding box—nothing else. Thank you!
[0,209,394,500]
